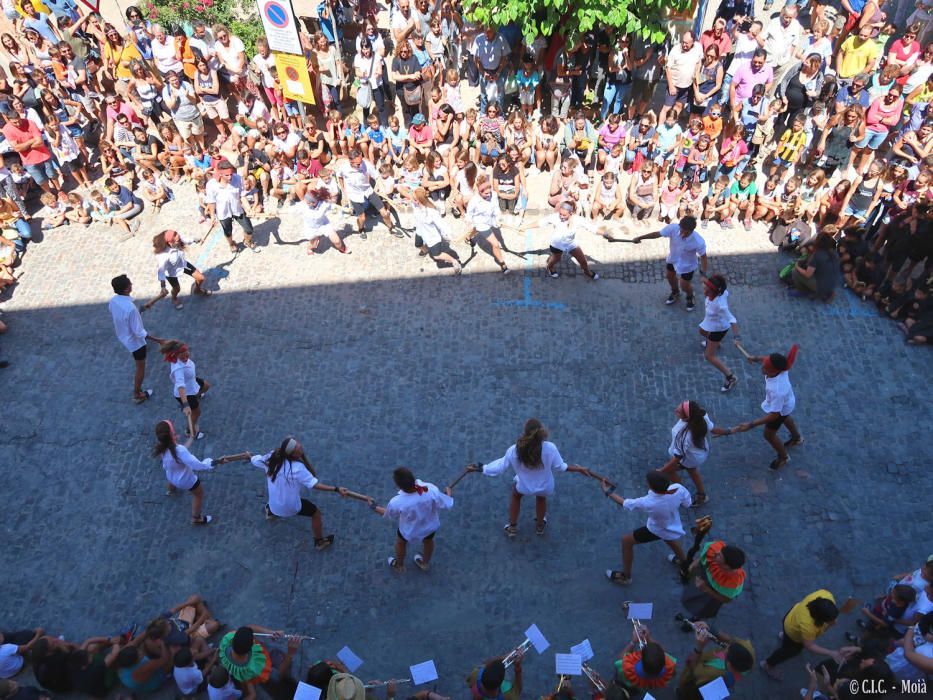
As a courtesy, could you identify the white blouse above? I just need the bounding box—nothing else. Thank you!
[251,452,318,517]
[762,371,796,416]
[156,248,187,280]
[667,416,714,469]
[412,203,447,247]
[161,444,213,490]
[543,213,593,253]
[483,441,568,496]
[466,192,499,232]
[623,483,692,540]
[384,480,454,540]
[699,290,737,333]
[169,358,198,398]
[302,200,333,232]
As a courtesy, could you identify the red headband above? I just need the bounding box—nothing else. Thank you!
[763,344,799,373]
[681,400,690,418]
[165,230,179,245]
[162,419,176,441]
[162,344,189,363]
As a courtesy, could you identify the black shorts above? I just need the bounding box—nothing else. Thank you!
[666,263,695,280]
[351,192,386,216]
[707,329,728,342]
[765,414,788,431]
[132,345,147,361]
[189,477,201,492]
[174,378,205,411]
[297,498,319,517]
[397,528,436,543]
[414,235,452,258]
[632,526,661,543]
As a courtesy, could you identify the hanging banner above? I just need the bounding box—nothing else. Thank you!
[256,0,303,55]
[274,52,316,105]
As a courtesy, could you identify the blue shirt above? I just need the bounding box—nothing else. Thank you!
[836,85,871,111]
[317,1,342,43]
[24,13,59,45]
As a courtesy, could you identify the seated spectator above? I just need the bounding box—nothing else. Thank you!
[173,646,217,696]
[789,232,840,301]
[115,643,171,694]
[885,612,933,682]
[67,637,123,698]
[0,629,43,679]
[0,679,50,700]
[104,177,144,235]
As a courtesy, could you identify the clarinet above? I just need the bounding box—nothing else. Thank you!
[675,614,728,649]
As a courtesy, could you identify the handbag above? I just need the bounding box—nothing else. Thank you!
[403,81,423,106]
[357,54,375,109]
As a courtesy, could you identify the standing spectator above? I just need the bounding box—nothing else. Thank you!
[836,25,880,88]
[565,35,591,109]
[212,24,247,96]
[762,5,802,95]
[659,32,703,124]
[729,49,773,115]
[700,17,732,58]
[473,26,509,112]
[20,3,59,46]
[102,26,142,98]
[150,24,183,77]
[629,34,662,121]
[1,108,58,195]
[392,41,424,127]
[391,0,416,47]
[187,21,216,70]
[313,31,342,110]
[721,19,762,104]
[206,160,257,252]
[162,70,204,151]
[108,274,164,404]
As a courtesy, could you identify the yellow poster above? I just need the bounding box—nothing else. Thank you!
[274,52,316,105]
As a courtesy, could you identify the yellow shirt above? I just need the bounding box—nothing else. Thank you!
[16,0,51,16]
[776,129,807,161]
[105,41,143,81]
[783,590,836,643]
[838,37,879,79]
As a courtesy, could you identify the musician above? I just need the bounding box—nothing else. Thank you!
[373,467,454,572]
[726,344,804,470]
[466,656,522,700]
[680,540,747,621]
[469,418,590,538]
[676,622,755,700]
[614,626,677,692]
[602,471,693,585]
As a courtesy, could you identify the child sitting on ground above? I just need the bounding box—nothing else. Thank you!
[173,646,217,696]
[40,192,69,230]
[64,193,92,226]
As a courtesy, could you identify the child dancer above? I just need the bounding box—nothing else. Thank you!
[602,471,692,584]
[725,345,803,470]
[160,340,210,440]
[699,274,740,392]
[223,438,348,549]
[469,418,590,537]
[153,230,210,309]
[373,467,453,572]
[302,187,350,255]
[658,400,730,507]
[152,419,214,525]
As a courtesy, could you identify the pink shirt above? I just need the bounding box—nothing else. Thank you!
[598,123,625,148]
[408,124,434,146]
[866,96,905,133]
[1,119,52,165]
[730,62,773,101]
[700,30,732,58]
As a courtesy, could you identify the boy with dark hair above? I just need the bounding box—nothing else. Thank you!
[676,621,754,700]
[466,656,522,700]
[615,627,677,693]
[602,471,693,585]
[173,646,217,696]
[680,540,747,621]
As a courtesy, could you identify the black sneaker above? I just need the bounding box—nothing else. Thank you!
[665,293,679,305]
[721,375,737,392]
[686,296,696,311]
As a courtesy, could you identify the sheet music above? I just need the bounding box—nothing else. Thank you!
[570,639,594,662]
[294,682,322,700]
[409,660,439,685]
[626,603,653,620]
[336,646,363,673]
[554,654,582,676]
[525,624,550,653]
[699,676,730,700]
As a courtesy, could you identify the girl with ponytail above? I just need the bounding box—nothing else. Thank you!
[658,400,731,507]
[468,418,590,538]
[699,273,740,392]
[152,419,215,525]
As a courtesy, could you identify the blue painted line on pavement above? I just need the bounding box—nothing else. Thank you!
[493,225,566,311]
[194,228,223,272]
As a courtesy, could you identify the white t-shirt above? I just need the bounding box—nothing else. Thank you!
[762,371,795,416]
[897,586,933,634]
[174,664,204,695]
[152,36,183,74]
[412,203,447,247]
[213,35,246,75]
[108,293,147,353]
[170,358,199,398]
[700,290,737,332]
[161,444,213,490]
[660,223,706,274]
[251,453,318,517]
[303,200,334,235]
[483,441,568,496]
[205,175,245,219]
[208,678,242,700]
[885,628,933,682]
[466,192,499,231]
[156,248,187,281]
[272,131,301,154]
[623,483,692,540]
[898,568,931,596]
[726,32,760,76]
[237,99,271,123]
[354,52,383,88]
[384,480,454,541]
[0,644,24,679]
[338,161,376,202]
[667,43,703,88]
[252,52,276,88]
[763,18,802,68]
[544,213,593,253]
[668,416,714,469]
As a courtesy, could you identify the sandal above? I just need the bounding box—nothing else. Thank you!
[690,492,708,507]
[173,299,183,310]
[191,514,214,525]
[503,523,517,539]
[535,517,548,535]
[413,554,429,571]
[314,534,335,551]
[387,556,404,572]
[769,456,789,470]
[605,570,632,585]
[133,389,153,404]
[194,288,212,296]
[759,661,783,681]
[307,246,316,255]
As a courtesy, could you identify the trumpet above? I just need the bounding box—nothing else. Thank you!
[622,602,647,649]
[503,638,532,668]
[581,663,606,693]
[675,614,728,649]
[364,679,412,689]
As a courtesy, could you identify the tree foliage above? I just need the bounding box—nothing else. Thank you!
[142,0,264,58]
[463,0,694,45]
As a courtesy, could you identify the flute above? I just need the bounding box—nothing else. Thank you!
[503,638,532,668]
[364,679,412,689]
[674,614,727,649]
[581,663,606,693]
[253,633,315,641]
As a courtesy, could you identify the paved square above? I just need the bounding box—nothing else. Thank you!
[2,176,930,699]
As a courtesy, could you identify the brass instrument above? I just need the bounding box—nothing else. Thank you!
[581,663,606,693]
[503,638,532,668]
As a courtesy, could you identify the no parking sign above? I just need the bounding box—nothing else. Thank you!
[274,52,316,105]
[255,0,302,55]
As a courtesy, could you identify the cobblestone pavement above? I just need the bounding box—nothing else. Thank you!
[1,167,931,700]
